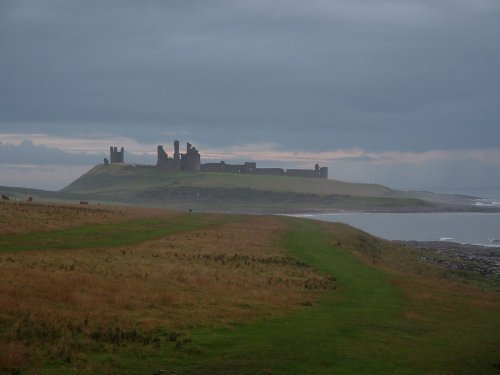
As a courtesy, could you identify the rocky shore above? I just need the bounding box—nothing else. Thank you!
[397,240,500,277]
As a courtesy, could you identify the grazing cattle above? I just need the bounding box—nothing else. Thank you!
[80,201,89,205]
[27,196,33,202]
[1,194,9,201]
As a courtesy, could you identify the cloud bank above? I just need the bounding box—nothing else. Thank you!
[0,1,499,191]
[0,134,498,192]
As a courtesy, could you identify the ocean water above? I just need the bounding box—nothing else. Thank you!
[425,188,500,207]
[298,212,500,246]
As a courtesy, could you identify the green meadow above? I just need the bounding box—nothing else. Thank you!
[0,206,498,374]
[0,213,235,253]
[93,219,498,375]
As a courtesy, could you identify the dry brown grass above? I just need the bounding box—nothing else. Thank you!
[0,200,176,235]
[0,215,331,370]
[395,274,500,310]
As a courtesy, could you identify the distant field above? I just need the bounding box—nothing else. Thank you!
[0,201,498,374]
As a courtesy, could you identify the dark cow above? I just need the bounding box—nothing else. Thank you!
[27,196,33,202]
[1,194,9,201]
[80,201,89,205]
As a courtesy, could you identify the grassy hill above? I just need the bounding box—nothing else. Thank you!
[0,164,484,213]
[63,164,396,197]
[53,164,434,212]
[55,164,479,213]
[0,201,498,374]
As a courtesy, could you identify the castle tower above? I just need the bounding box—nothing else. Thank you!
[174,140,180,160]
[110,146,124,163]
[173,140,181,170]
[181,142,201,171]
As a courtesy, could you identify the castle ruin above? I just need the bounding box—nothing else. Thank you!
[157,140,201,171]
[105,140,328,179]
[201,161,327,178]
[109,146,124,163]
[157,140,327,178]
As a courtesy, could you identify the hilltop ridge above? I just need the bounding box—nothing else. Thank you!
[63,164,391,197]
[55,164,482,213]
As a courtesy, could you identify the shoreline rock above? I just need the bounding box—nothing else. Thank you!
[396,240,500,277]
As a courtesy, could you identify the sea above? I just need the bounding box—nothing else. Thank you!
[292,188,500,247]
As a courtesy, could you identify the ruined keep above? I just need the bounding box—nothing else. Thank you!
[109,147,124,163]
[157,140,201,171]
[156,140,327,178]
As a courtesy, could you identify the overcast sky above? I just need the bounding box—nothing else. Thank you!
[1,1,499,194]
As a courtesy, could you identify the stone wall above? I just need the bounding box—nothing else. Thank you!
[201,161,256,174]
[285,164,328,178]
[157,145,175,169]
[201,161,327,178]
[255,168,286,176]
[286,169,319,178]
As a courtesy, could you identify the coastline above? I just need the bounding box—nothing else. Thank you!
[2,184,500,215]
[396,240,500,277]
[279,205,500,215]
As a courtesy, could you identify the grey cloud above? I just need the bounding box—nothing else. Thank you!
[0,140,103,165]
[0,0,499,152]
[333,155,377,163]
[0,140,155,166]
[328,158,500,192]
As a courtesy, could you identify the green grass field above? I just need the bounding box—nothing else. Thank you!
[0,213,236,253]
[77,218,498,375]
[1,210,498,374]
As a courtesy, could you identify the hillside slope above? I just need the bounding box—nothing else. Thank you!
[56,164,481,213]
[63,164,396,196]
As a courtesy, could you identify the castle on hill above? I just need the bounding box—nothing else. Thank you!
[106,140,328,179]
